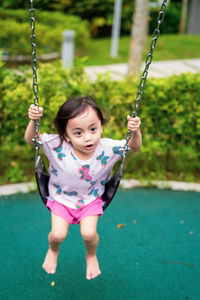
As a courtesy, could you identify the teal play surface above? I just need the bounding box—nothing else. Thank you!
[0,188,200,300]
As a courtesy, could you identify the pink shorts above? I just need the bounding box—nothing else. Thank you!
[46,197,103,224]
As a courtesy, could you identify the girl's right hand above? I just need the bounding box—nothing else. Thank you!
[28,104,43,120]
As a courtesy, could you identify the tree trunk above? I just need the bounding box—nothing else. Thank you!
[187,0,200,34]
[128,0,149,77]
[179,0,188,34]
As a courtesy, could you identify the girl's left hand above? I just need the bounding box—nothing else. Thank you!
[127,115,141,133]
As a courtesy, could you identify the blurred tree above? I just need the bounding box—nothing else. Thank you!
[128,0,149,77]
[187,0,200,34]
[179,0,188,33]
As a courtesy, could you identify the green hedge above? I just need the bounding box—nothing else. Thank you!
[0,58,200,184]
[0,9,90,56]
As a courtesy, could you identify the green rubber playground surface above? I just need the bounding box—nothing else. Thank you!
[0,188,200,300]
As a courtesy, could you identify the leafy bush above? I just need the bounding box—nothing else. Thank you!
[1,58,200,184]
[0,9,90,56]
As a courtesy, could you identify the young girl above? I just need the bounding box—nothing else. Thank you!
[25,96,142,280]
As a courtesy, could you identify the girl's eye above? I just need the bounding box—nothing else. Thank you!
[75,131,82,136]
[91,127,97,133]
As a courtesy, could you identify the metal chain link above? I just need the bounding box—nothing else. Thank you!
[122,0,168,159]
[29,0,42,157]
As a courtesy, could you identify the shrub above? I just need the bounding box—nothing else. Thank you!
[0,59,200,184]
[0,9,90,56]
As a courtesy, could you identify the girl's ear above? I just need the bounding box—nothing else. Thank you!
[64,133,70,143]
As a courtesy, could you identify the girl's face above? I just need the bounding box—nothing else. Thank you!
[65,106,102,160]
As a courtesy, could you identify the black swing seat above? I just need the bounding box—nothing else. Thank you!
[35,155,123,211]
[101,167,123,210]
[35,155,49,207]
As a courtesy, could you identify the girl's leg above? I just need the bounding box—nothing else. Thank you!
[42,212,70,274]
[80,215,101,280]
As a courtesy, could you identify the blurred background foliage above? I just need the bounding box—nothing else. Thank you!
[0,1,182,60]
[0,9,90,56]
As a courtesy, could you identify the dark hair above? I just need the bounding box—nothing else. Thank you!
[54,96,108,145]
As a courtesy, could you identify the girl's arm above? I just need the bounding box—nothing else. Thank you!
[127,115,142,152]
[24,104,43,145]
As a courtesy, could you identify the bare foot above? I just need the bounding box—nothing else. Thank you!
[42,248,59,274]
[86,254,101,280]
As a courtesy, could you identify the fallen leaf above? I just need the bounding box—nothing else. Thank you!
[117,224,125,229]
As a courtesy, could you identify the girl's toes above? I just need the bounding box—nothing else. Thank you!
[86,274,92,280]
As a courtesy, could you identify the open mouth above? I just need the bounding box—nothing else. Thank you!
[85,144,93,150]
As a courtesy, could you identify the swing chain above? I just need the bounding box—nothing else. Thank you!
[29,0,42,155]
[133,0,168,118]
[123,0,168,157]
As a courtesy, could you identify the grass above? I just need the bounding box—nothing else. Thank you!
[81,34,200,66]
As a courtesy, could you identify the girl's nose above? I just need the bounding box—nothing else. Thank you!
[84,133,92,142]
